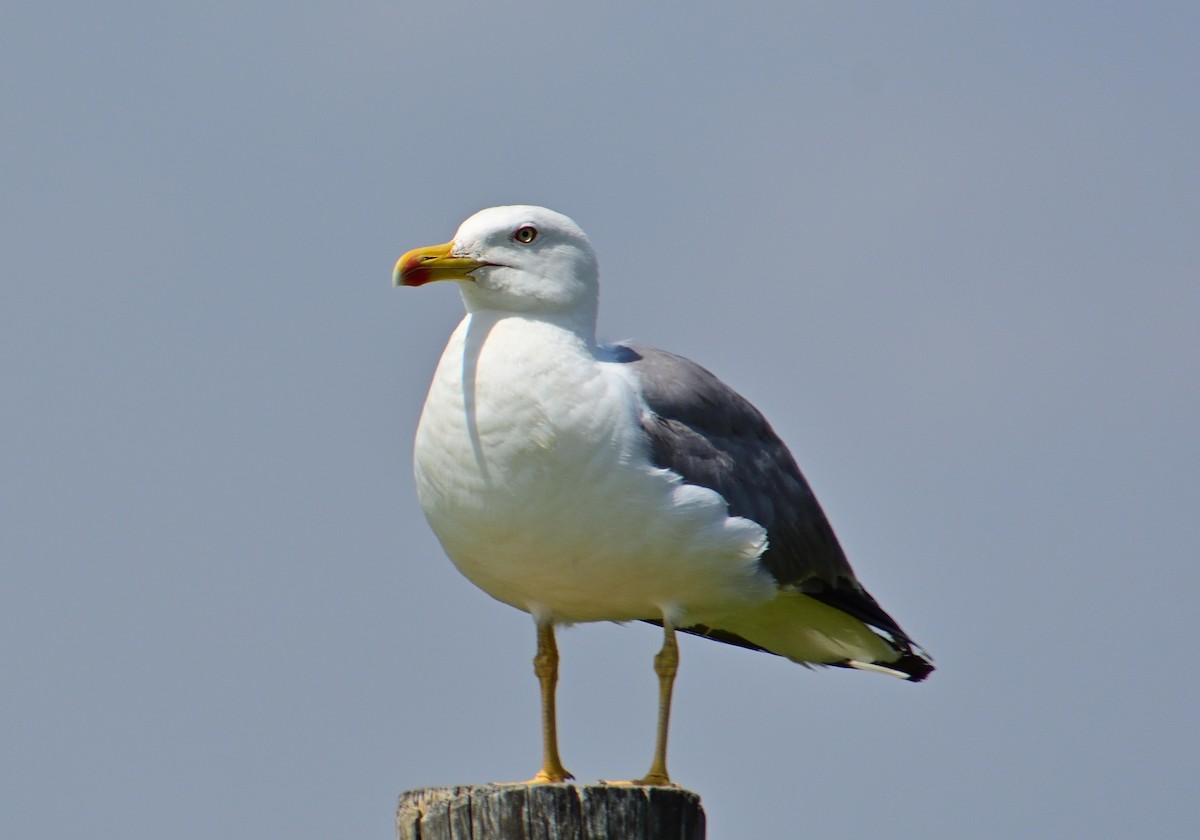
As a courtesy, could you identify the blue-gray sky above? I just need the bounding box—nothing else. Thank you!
[3,2,1198,838]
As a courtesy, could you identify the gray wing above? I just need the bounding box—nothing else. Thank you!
[616,343,918,647]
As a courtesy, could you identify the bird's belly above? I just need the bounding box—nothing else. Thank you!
[418,455,772,623]
[412,327,772,624]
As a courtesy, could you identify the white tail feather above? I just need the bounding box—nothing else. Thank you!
[846,659,910,679]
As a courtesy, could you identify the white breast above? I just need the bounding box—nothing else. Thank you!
[413,313,774,624]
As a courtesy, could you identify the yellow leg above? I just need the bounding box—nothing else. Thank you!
[529,622,573,783]
[632,621,679,786]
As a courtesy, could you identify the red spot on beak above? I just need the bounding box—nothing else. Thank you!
[399,253,434,287]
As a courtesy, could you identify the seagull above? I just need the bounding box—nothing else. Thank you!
[394,205,933,786]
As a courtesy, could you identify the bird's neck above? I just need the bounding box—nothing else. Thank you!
[459,301,599,348]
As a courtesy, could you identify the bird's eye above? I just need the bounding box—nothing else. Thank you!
[514,225,538,244]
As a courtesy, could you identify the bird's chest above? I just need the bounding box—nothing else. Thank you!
[413,321,643,572]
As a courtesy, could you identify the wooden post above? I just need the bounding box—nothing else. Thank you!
[397,784,705,840]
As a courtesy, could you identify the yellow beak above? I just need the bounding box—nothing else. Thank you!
[393,241,488,287]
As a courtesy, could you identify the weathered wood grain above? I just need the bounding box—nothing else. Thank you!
[397,784,705,840]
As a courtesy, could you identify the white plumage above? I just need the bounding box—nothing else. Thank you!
[414,309,773,626]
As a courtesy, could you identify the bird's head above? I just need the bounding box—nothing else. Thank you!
[394,205,600,327]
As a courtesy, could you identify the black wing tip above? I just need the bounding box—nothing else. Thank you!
[893,649,936,682]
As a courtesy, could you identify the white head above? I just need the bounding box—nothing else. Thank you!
[394,205,600,334]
